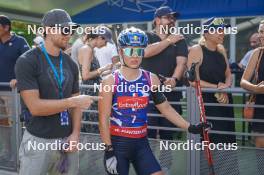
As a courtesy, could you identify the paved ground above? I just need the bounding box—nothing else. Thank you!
[0,170,18,175]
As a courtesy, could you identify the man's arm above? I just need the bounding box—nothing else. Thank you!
[172,56,187,81]
[162,56,187,88]
[144,34,184,58]
[144,40,171,58]
[19,37,30,54]
[20,90,92,116]
[66,92,82,152]
[164,39,188,87]
[15,51,93,117]
[172,39,188,81]
[69,93,82,136]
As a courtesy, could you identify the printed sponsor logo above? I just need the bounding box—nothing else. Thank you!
[117,96,148,109]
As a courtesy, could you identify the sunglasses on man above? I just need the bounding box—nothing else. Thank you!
[60,27,75,36]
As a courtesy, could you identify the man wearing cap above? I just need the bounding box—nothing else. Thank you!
[141,6,188,172]
[15,9,94,175]
[0,15,30,161]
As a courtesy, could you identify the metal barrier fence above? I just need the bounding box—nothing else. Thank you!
[0,82,264,175]
[0,83,21,172]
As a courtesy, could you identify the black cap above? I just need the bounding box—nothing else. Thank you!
[154,6,180,18]
[95,26,113,43]
[41,9,78,28]
[0,15,11,26]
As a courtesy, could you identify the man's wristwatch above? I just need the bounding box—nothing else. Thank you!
[105,144,114,152]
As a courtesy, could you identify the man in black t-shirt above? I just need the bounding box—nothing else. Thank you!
[142,6,188,171]
[15,9,94,175]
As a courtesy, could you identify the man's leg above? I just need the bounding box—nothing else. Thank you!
[65,151,79,175]
[49,150,79,175]
[19,130,50,175]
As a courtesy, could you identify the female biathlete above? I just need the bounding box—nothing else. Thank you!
[98,27,211,175]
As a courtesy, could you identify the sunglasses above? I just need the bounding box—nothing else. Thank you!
[122,48,144,57]
[59,27,75,36]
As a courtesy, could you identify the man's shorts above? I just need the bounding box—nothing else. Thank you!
[19,130,79,175]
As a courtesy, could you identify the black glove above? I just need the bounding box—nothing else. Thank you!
[188,122,212,134]
[104,146,118,175]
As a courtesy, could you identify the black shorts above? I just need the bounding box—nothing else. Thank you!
[111,136,161,175]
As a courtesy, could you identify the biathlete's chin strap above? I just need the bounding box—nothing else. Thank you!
[120,56,140,69]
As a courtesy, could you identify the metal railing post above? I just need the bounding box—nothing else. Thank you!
[187,87,200,175]
[13,87,21,172]
[12,88,21,171]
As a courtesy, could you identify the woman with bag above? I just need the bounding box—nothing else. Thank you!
[241,20,264,148]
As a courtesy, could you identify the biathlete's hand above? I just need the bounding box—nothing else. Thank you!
[188,122,212,134]
[104,146,118,175]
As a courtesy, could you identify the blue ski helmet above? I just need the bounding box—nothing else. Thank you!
[117,27,148,48]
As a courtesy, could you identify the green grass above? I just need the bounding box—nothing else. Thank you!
[233,95,244,132]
